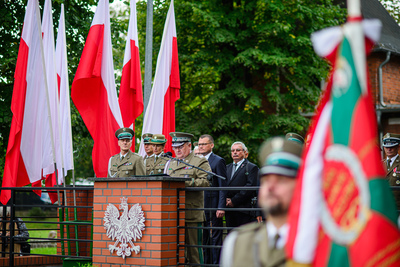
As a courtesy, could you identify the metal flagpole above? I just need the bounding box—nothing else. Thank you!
[143,0,153,116]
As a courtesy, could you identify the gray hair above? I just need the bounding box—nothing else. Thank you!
[231,141,248,152]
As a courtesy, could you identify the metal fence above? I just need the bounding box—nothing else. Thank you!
[0,186,93,267]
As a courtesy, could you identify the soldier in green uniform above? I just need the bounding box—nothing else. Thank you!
[382,133,400,208]
[167,132,211,265]
[221,137,303,267]
[107,128,146,178]
[146,134,170,175]
[142,133,154,169]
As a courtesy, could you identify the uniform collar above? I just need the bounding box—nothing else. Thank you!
[266,221,288,249]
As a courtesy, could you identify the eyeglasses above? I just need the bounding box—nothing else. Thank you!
[172,144,186,150]
[198,143,211,146]
[231,149,243,152]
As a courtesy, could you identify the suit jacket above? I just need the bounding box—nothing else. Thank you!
[220,222,286,267]
[226,159,259,209]
[205,153,228,210]
[167,151,211,222]
[384,156,400,208]
[108,150,146,177]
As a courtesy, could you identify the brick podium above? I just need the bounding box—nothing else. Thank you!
[92,176,188,267]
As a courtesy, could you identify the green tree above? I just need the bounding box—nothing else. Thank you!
[380,0,400,24]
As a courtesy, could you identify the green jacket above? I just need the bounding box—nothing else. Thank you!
[221,222,286,267]
[384,156,400,208]
[168,152,211,222]
[147,154,169,175]
[108,150,146,178]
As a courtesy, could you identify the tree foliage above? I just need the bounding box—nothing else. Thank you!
[0,0,346,181]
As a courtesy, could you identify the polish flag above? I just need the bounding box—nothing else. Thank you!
[42,0,63,188]
[71,0,123,178]
[118,0,143,149]
[1,0,54,204]
[139,0,180,156]
[56,4,74,178]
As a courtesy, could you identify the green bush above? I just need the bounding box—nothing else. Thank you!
[28,207,46,219]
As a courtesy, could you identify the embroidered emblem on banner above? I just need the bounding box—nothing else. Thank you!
[104,197,146,258]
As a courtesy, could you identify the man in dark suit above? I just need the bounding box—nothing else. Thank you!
[198,134,227,265]
[226,141,259,229]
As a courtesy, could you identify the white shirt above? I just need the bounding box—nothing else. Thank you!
[266,221,288,249]
[204,152,213,160]
[387,154,399,167]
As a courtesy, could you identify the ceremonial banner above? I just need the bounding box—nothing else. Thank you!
[71,0,123,178]
[286,15,400,267]
[139,0,180,156]
[1,0,54,204]
[119,0,143,149]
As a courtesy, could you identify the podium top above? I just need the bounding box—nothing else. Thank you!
[91,175,191,182]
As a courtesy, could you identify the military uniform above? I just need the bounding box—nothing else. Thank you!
[168,132,211,265]
[147,155,169,175]
[145,154,155,175]
[382,133,400,209]
[220,222,285,267]
[108,150,146,178]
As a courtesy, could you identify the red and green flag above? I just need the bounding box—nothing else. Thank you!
[286,13,400,267]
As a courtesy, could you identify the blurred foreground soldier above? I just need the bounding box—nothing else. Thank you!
[226,142,259,229]
[198,134,227,265]
[108,128,145,177]
[0,206,30,255]
[168,132,211,265]
[285,132,304,145]
[220,137,303,267]
[147,134,169,175]
[382,133,400,208]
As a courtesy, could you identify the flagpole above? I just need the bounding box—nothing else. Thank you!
[143,0,153,116]
[347,0,361,17]
[34,1,60,196]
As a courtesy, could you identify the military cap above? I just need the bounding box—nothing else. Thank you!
[382,133,400,148]
[142,133,153,144]
[115,127,134,140]
[149,134,167,145]
[170,132,194,147]
[259,136,303,178]
[285,132,305,144]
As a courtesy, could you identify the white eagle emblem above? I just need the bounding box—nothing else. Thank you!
[103,197,145,258]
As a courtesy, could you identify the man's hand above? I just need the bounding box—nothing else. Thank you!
[216,210,225,218]
[226,198,234,207]
[256,216,263,223]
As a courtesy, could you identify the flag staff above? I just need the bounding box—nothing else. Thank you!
[143,0,153,116]
[347,0,361,17]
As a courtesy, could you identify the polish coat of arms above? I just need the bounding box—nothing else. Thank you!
[103,197,146,258]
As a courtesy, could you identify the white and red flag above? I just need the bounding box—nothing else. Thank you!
[71,0,123,177]
[286,5,400,266]
[42,0,63,191]
[139,0,180,156]
[56,4,74,178]
[118,0,143,149]
[1,0,55,204]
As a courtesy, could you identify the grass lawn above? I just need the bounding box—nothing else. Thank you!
[23,216,59,255]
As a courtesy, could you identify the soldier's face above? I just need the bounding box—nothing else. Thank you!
[152,144,164,155]
[144,143,153,155]
[118,139,132,154]
[198,137,213,155]
[258,173,296,217]
[384,145,399,158]
[173,143,191,159]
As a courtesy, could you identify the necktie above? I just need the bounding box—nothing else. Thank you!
[387,159,391,169]
[273,233,280,249]
[231,163,238,178]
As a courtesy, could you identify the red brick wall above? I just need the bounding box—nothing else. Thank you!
[368,52,400,106]
[57,188,93,257]
[92,180,186,267]
[0,255,62,266]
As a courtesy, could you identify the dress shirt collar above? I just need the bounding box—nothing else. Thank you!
[266,221,288,249]
[204,152,213,160]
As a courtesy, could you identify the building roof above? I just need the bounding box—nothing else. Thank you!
[361,0,400,54]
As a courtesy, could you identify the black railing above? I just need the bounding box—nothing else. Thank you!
[0,186,93,267]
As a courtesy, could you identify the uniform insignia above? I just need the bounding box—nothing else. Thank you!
[397,180,400,185]
[124,162,132,166]
[184,167,193,170]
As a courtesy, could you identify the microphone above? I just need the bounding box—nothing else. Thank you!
[162,152,173,157]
